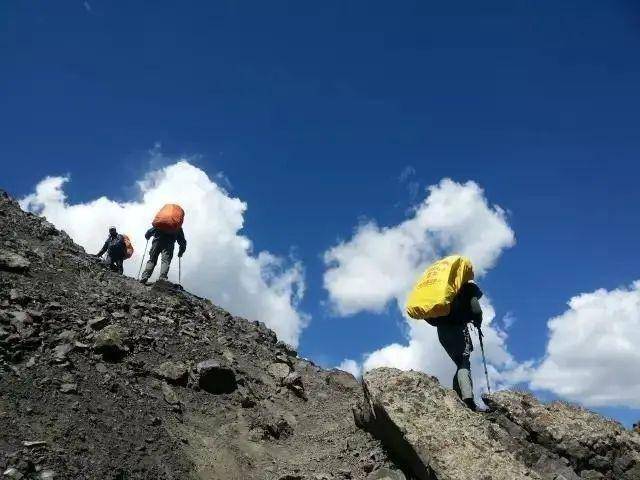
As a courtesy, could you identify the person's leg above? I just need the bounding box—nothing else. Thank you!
[140,240,161,282]
[103,253,116,271]
[455,354,474,402]
[437,321,474,402]
[455,326,475,408]
[158,244,174,280]
[115,258,124,274]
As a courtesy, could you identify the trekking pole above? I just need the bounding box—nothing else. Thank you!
[137,239,149,280]
[477,327,491,393]
[178,257,181,285]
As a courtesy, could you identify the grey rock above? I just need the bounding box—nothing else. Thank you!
[267,361,291,381]
[2,468,24,479]
[59,383,78,394]
[93,325,128,361]
[22,440,47,447]
[9,289,28,304]
[283,371,306,398]
[0,251,30,273]
[366,468,407,480]
[87,316,110,331]
[39,471,55,480]
[197,359,237,394]
[533,454,580,480]
[154,361,188,386]
[161,382,180,406]
[56,330,76,342]
[580,470,603,480]
[53,343,73,362]
[361,368,539,480]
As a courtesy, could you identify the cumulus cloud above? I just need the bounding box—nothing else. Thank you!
[323,179,515,316]
[531,281,640,408]
[336,359,362,378]
[21,160,307,346]
[325,179,527,395]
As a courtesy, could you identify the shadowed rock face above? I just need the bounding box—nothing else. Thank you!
[483,391,640,480]
[0,191,398,480]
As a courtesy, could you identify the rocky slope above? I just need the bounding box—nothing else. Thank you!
[1,189,638,480]
[0,190,399,479]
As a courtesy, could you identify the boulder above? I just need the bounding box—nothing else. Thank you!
[196,359,237,394]
[154,361,188,386]
[267,361,291,381]
[0,251,30,273]
[359,368,539,480]
[161,382,180,406]
[283,372,306,399]
[93,325,128,361]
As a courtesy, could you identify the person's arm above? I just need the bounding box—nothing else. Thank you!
[470,297,482,328]
[96,239,108,257]
[145,227,156,240]
[177,228,186,257]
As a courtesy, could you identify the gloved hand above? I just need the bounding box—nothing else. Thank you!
[472,317,482,330]
[178,248,185,258]
[145,232,152,240]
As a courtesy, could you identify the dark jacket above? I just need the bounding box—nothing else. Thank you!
[428,282,483,327]
[97,234,125,258]
[145,227,187,256]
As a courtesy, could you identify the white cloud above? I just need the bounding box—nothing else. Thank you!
[336,359,362,378]
[531,281,640,408]
[324,179,527,396]
[20,160,308,347]
[323,179,515,316]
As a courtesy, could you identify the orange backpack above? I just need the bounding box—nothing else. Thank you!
[122,235,134,259]
[152,204,185,233]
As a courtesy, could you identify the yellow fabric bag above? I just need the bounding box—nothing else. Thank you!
[405,255,474,320]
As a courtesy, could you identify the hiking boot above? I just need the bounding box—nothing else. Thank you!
[139,278,148,285]
[463,398,478,412]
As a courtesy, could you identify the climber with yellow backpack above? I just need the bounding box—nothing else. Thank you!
[139,204,187,285]
[406,255,486,411]
[95,226,133,274]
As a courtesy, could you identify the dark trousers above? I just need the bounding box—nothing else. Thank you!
[437,320,474,401]
[104,253,124,274]
[141,238,174,281]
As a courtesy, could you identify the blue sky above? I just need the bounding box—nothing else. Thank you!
[3,1,640,425]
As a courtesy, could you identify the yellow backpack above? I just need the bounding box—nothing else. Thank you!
[405,255,474,320]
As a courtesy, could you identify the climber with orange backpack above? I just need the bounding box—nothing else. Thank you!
[406,255,486,411]
[95,226,133,274]
[139,204,187,285]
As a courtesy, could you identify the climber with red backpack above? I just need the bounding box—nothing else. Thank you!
[95,226,132,274]
[139,204,187,285]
